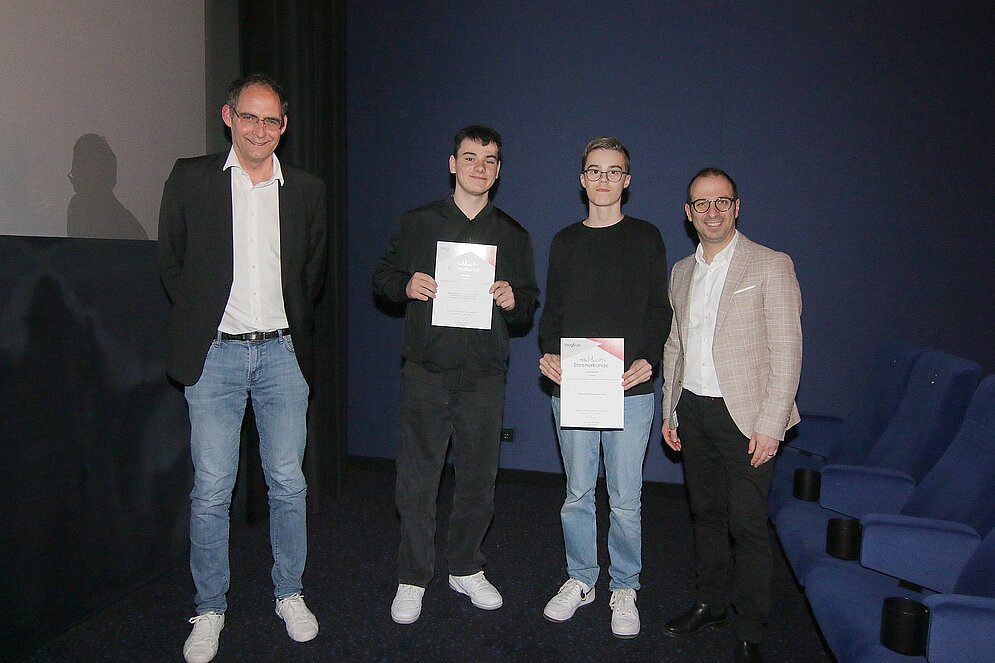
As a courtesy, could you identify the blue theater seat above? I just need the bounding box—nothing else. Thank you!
[772,352,981,585]
[769,342,927,518]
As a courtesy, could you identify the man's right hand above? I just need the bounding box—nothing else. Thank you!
[539,353,562,385]
[662,418,681,451]
[405,272,438,301]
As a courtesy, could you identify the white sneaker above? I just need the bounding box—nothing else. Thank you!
[448,571,503,610]
[391,584,425,624]
[275,594,319,642]
[543,578,595,622]
[183,612,224,663]
[610,588,640,638]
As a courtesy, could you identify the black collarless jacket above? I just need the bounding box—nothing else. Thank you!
[157,152,328,387]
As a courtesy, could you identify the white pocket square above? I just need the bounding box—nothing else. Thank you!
[734,285,756,294]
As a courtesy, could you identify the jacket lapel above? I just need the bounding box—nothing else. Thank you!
[674,258,695,344]
[714,233,751,335]
[207,155,235,277]
[277,172,303,289]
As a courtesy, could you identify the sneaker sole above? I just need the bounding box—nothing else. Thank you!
[612,625,640,639]
[448,578,503,610]
[285,625,318,642]
[543,591,595,623]
[391,610,421,625]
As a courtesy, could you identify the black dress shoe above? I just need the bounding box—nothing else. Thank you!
[663,603,728,636]
[734,640,762,663]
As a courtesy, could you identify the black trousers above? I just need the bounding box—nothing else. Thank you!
[676,391,775,643]
[395,372,505,587]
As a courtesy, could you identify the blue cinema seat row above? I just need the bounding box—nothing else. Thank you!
[805,507,995,663]
[770,346,995,662]
[773,350,981,585]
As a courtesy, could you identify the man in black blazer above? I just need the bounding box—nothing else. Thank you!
[158,73,327,663]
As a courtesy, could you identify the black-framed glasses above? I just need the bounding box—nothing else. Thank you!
[232,109,283,130]
[690,197,735,214]
[583,167,628,183]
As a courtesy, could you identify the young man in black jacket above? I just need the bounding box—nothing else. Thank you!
[373,125,538,625]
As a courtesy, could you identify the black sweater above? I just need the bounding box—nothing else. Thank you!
[373,197,538,387]
[538,216,671,397]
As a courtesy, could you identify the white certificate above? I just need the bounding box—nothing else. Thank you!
[431,241,497,329]
[560,337,624,428]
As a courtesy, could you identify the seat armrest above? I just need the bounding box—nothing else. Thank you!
[860,514,980,592]
[923,594,995,663]
[819,465,915,517]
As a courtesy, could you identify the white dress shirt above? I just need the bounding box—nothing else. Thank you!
[218,148,290,334]
[683,231,740,397]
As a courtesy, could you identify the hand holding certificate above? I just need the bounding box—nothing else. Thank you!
[560,337,624,428]
[432,241,498,329]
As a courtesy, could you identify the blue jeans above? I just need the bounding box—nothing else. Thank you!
[184,333,309,614]
[552,393,654,590]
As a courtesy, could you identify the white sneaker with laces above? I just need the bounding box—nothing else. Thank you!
[610,588,640,638]
[391,583,426,624]
[275,593,319,642]
[543,578,595,622]
[448,571,504,610]
[183,612,224,663]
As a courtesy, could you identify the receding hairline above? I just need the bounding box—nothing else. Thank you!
[225,73,289,117]
[686,167,738,202]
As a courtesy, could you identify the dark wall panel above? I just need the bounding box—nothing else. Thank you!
[0,237,190,658]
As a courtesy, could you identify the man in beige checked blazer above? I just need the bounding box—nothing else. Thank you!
[660,168,802,663]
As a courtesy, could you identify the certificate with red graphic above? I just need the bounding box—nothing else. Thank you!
[432,241,497,329]
[560,337,624,428]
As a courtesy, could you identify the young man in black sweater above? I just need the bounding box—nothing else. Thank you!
[373,125,538,625]
[538,137,670,638]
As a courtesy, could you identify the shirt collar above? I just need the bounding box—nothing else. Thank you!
[694,229,739,267]
[222,147,284,186]
[446,194,492,222]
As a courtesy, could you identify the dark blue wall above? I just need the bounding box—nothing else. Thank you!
[346,2,994,482]
[0,237,191,657]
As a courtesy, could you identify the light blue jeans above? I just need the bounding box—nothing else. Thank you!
[552,393,654,590]
[185,333,309,614]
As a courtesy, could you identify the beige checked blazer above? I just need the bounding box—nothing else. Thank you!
[662,232,803,440]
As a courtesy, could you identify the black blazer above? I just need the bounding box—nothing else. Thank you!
[158,152,328,387]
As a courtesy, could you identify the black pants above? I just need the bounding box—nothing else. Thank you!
[677,391,775,643]
[395,372,505,587]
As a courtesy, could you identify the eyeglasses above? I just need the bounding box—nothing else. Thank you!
[232,109,283,130]
[583,167,628,183]
[690,197,735,214]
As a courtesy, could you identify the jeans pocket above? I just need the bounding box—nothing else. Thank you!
[281,334,296,354]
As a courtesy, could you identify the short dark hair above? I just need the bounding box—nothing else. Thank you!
[582,136,630,173]
[687,167,737,203]
[225,73,289,117]
[452,125,502,162]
